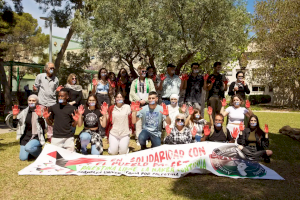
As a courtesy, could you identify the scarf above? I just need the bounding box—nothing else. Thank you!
[65,83,82,91]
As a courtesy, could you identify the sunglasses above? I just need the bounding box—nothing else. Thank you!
[141,70,147,73]
[72,78,77,80]
[237,76,244,78]
[176,118,184,122]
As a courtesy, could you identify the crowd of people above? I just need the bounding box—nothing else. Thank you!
[12,61,273,163]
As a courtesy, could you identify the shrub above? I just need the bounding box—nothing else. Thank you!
[249,95,271,105]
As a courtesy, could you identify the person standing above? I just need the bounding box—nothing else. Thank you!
[33,62,60,142]
[92,68,113,107]
[206,62,229,120]
[62,73,83,108]
[129,65,156,145]
[184,63,208,110]
[158,64,185,105]
[116,68,131,104]
[131,91,171,150]
[228,71,250,100]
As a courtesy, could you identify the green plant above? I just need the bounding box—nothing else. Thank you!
[249,95,271,105]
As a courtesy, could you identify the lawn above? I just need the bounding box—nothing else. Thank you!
[0,111,300,199]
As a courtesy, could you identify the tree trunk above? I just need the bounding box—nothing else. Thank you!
[128,61,138,78]
[54,26,75,74]
[175,52,195,75]
[149,55,156,69]
[0,59,12,109]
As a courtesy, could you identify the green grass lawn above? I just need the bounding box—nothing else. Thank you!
[0,111,300,199]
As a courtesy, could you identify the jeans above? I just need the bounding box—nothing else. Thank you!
[138,129,161,150]
[162,100,171,105]
[19,139,42,161]
[80,132,100,155]
[96,93,110,107]
[195,135,202,142]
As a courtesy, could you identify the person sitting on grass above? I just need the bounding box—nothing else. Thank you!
[184,106,213,142]
[12,95,46,161]
[201,114,238,143]
[76,94,108,155]
[237,115,273,163]
[43,89,79,152]
[131,91,171,150]
[164,113,197,144]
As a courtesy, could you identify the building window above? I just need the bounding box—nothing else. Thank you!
[269,86,273,92]
[252,86,265,92]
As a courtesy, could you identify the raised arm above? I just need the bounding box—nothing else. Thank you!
[91,79,97,95]
[220,98,229,117]
[77,105,85,127]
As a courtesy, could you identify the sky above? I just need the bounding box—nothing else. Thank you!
[7,0,257,39]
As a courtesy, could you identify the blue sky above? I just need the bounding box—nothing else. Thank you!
[8,0,257,38]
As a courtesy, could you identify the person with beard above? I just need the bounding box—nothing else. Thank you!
[237,115,273,163]
[185,106,212,142]
[77,94,108,155]
[228,71,250,100]
[12,95,46,161]
[43,89,79,152]
[33,62,60,142]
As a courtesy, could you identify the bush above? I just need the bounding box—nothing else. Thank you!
[249,95,271,105]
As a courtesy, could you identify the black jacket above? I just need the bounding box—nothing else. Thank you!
[228,81,250,100]
[237,128,269,151]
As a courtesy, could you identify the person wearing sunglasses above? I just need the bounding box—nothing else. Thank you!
[129,65,156,146]
[228,71,250,100]
[164,113,194,144]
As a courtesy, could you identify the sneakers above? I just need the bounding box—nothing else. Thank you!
[136,140,140,146]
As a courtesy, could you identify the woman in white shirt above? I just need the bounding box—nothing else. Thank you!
[220,94,253,137]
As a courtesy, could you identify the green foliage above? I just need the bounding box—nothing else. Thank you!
[249,95,272,105]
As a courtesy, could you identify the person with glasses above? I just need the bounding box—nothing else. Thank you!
[129,65,156,146]
[33,62,59,142]
[164,113,196,144]
[228,71,250,100]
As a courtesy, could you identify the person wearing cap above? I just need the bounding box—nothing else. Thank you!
[33,62,60,142]
[129,65,156,146]
[12,94,46,161]
[184,63,208,112]
[206,62,229,120]
[158,64,184,105]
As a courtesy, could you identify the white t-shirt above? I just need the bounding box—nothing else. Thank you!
[225,106,248,124]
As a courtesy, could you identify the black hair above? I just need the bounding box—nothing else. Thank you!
[98,68,108,80]
[108,72,116,78]
[191,63,200,68]
[167,64,176,68]
[114,91,125,99]
[215,113,224,121]
[59,88,69,96]
[213,62,222,68]
[85,94,100,109]
[149,91,158,97]
[247,115,265,137]
[117,68,128,80]
[236,71,244,78]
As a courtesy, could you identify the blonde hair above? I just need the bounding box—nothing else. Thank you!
[67,73,79,85]
[137,65,147,71]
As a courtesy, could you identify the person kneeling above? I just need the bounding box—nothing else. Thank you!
[132,91,171,150]
[164,113,197,144]
[44,89,79,152]
[201,114,236,143]
[12,95,46,161]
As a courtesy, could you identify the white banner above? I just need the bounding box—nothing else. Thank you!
[19,143,284,180]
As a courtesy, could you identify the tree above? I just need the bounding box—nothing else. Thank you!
[252,0,300,108]
[77,0,250,75]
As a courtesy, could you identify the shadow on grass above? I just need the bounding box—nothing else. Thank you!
[0,140,19,151]
[171,133,300,199]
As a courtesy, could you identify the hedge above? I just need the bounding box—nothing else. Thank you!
[248,95,271,105]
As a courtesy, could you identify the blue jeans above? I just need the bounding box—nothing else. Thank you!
[80,132,100,155]
[138,129,161,150]
[19,139,42,161]
[162,100,171,105]
[195,135,202,142]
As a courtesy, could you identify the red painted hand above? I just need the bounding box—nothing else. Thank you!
[12,105,20,116]
[204,125,210,136]
[160,74,167,81]
[221,98,227,107]
[166,124,172,135]
[210,77,216,84]
[35,105,42,117]
[231,127,239,139]
[152,75,156,82]
[239,122,244,131]
[160,103,169,116]
[92,79,98,86]
[203,74,209,81]
[101,102,108,115]
[224,79,229,85]
[191,126,197,136]
[188,106,194,115]
[109,80,116,88]
[265,124,269,133]
[72,110,80,122]
[43,107,51,119]
[78,104,85,115]
[207,106,213,115]
[56,85,63,92]
[180,73,189,81]
[246,100,250,108]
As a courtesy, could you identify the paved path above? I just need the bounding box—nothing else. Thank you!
[252,110,300,113]
[0,123,15,134]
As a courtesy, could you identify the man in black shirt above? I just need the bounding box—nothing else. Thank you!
[44,89,79,151]
[206,62,228,120]
[201,114,234,143]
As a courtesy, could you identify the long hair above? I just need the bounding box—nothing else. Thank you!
[187,108,202,125]
[114,91,125,104]
[117,68,129,81]
[230,94,244,106]
[67,73,79,85]
[85,94,100,109]
[247,115,264,137]
[98,68,108,80]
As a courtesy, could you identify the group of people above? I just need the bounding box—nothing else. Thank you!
[12,61,273,163]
